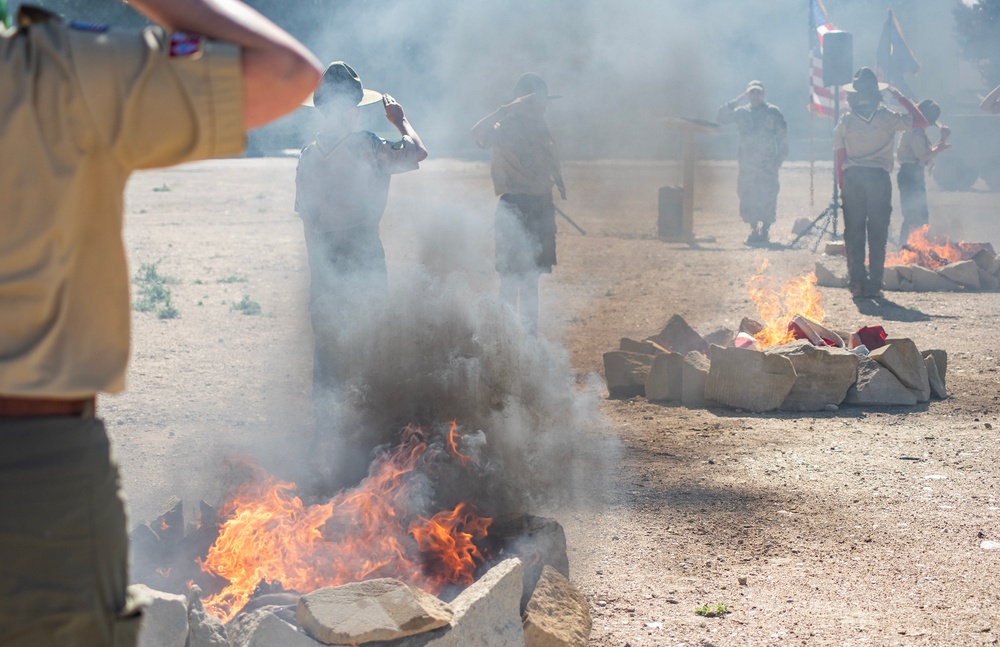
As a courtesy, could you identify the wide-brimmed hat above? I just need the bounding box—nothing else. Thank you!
[304,61,383,108]
[917,99,941,127]
[746,80,765,92]
[511,72,561,101]
[845,67,888,97]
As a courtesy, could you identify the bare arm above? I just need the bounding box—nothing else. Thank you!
[382,94,427,162]
[127,0,322,130]
[981,83,1000,114]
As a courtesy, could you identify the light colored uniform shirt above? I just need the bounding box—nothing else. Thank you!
[481,113,561,197]
[0,12,244,398]
[897,128,932,166]
[833,106,911,173]
[294,131,420,234]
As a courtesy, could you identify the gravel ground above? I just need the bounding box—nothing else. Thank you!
[111,157,1000,646]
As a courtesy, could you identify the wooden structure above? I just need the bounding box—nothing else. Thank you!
[659,116,721,242]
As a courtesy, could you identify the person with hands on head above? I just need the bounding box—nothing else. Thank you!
[717,79,788,246]
[980,82,1000,114]
[896,99,952,246]
[471,72,565,335]
[294,62,427,481]
[0,0,320,645]
[834,67,928,300]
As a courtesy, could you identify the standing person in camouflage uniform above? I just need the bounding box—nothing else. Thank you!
[717,80,788,246]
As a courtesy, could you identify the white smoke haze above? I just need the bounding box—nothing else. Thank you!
[319,218,617,515]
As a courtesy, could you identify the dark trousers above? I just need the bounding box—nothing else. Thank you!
[842,166,892,290]
[0,416,140,647]
[897,162,928,246]
[303,225,387,399]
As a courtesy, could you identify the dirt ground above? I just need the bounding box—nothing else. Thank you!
[111,156,1000,646]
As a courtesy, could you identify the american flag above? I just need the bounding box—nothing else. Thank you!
[809,0,847,118]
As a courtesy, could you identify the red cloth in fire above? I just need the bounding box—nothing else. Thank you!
[855,325,888,350]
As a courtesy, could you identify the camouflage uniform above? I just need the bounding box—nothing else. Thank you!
[717,100,788,227]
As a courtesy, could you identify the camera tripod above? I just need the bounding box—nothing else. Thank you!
[790,192,840,251]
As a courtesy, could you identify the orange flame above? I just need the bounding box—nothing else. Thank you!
[199,424,490,622]
[156,567,172,578]
[746,260,825,348]
[446,420,473,467]
[410,502,491,588]
[160,519,170,531]
[885,225,974,270]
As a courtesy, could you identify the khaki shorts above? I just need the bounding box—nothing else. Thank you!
[0,416,140,647]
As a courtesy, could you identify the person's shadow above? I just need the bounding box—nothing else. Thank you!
[852,294,958,322]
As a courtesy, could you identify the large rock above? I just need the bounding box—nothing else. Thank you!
[382,558,525,647]
[979,269,1000,290]
[924,349,947,386]
[297,579,453,645]
[246,613,325,647]
[228,606,307,647]
[645,314,708,355]
[681,351,712,408]
[869,338,930,401]
[619,337,665,355]
[705,345,797,412]
[602,351,653,399]
[645,351,684,402]
[909,264,960,291]
[186,586,228,647]
[483,515,569,613]
[882,266,901,291]
[925,354,947,399]
[894,265,915,291]
[814,260,848,288]
[522,566,591,647]
[844,356,918,406]
[764,340,858,411]
[972,247,1000,275]
[133,584,188,647]
[937,260,980,289]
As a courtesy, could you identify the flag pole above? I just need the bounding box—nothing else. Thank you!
[809,0,815,207]
[809,104,815,207]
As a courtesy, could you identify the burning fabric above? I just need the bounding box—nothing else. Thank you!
[816,225,1000,291]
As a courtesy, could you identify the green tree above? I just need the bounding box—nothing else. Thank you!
[955,0,1000,87]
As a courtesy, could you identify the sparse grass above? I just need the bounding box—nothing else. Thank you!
[217,275,248,284]
[694,603,730,618]
[152,183,171,192]
[231,294,261,315]
[133,262,179,319]
[605,288,615,297]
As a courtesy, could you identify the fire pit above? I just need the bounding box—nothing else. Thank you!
[816,225,1000,291]
[604,267,947,411]
[129,422,589,646]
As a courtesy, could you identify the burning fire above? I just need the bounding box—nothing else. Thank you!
[199,423,491,622]
[885,225,977,270]
[746,259,825,348]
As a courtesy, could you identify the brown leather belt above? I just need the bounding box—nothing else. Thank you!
[0,396,96,417]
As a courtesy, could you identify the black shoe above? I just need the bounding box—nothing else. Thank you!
[849,283,866,299]
[760,225,770,242]
[746,229,761,246]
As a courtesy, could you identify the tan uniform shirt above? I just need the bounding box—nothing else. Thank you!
[833,106,911,173]
[0,13,244,398]
[897,128,932,166]
[295,131,420,234]
[482,113,561,197]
